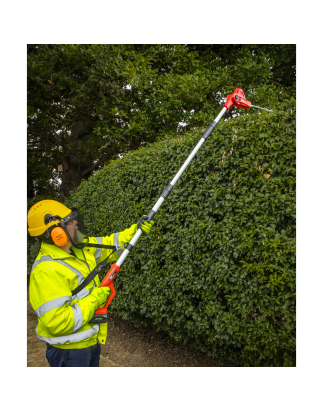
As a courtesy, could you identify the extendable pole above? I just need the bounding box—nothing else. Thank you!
[95,88,270,316]
[97,106,227,311]
[115,106,227,267]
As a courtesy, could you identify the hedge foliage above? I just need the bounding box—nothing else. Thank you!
[29,100,296,366]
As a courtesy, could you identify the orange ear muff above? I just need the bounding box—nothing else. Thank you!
[51,227,69,247]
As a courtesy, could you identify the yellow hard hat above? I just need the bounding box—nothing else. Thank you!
[27,200,72,237]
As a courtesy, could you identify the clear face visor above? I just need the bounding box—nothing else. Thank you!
[60,208,89,249]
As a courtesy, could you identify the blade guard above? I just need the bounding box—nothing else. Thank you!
[94,264,120,316]
[223,88,251,111]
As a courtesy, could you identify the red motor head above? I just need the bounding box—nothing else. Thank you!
[223,88,251,111]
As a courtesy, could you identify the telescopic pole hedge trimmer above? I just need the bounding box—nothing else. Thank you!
[91,88,271,323]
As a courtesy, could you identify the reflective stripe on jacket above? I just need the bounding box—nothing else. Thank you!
[29,224,137,349]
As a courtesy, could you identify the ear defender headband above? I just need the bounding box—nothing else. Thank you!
[44,214,69,247]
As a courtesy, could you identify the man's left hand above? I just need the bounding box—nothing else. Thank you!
[137,215,154,236]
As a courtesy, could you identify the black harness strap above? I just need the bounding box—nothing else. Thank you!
[71,243,117,296]
[86,244,117,249]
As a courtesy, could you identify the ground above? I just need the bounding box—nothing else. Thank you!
[27,295,222,367]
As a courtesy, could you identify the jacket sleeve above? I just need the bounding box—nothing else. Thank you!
[88,223,138,264]
[30,268,101,337]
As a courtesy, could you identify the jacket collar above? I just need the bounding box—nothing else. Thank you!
[40,242,76,260]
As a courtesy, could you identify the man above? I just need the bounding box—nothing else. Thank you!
[28,199,154,367]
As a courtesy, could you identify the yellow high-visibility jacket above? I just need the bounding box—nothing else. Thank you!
[29,224,137,349]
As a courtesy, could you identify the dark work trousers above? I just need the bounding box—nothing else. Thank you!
[46,342,101,367]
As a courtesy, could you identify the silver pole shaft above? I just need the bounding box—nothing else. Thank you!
[114,106,228,268]
[171,107,227,186]
[116,228,143,266]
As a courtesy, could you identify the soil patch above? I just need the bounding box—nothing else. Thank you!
[27,295,222,367]
[101,313,222,367]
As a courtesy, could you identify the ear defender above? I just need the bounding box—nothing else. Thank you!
[51,226,69,247]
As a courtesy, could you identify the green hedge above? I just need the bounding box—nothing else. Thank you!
[29,101,296,366]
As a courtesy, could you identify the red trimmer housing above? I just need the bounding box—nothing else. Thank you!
[223,88,251,111]
[89,263,120,324]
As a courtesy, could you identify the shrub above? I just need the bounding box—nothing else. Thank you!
[33,101,296,366]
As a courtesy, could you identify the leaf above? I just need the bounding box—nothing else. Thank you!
[272,142,283,150]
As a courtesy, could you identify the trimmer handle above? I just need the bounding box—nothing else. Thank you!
[103,281,116,308]
[88,264,120,324]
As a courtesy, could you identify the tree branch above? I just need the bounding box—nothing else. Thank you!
[44,45,53,84]
[27,148,61,153]
[81,151,115,177]
[268,79,288,94]
[27,74,72,109]
[272,60,295,72]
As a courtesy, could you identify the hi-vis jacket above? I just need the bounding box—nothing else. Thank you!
[29,224,137,349]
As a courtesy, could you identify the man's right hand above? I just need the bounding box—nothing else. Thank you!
[91,287,111,306]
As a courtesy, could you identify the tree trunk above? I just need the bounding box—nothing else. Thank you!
[59,122,93,198]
